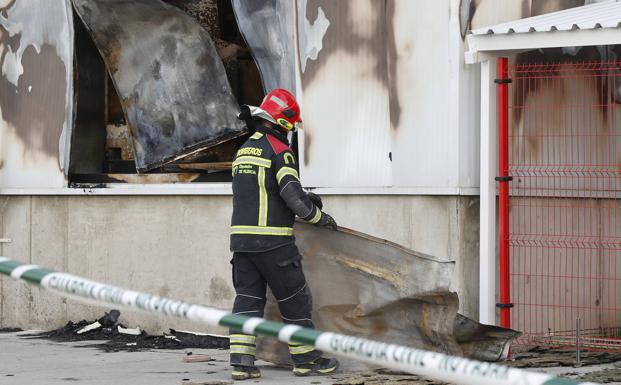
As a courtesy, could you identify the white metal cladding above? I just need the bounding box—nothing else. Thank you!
[391,0,459,188]
[297,0,392,188]
[299,0,480,190]
[470,0,621,35]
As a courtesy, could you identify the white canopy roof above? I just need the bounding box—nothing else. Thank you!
[465,0,621,63]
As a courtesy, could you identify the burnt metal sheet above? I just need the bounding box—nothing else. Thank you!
[257,223,519,366]
[453,314,519,362]
[231,0,295,93]
[0,0,74,188]
[71,0,245,172]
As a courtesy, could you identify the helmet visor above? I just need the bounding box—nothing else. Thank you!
[248,106,277,124]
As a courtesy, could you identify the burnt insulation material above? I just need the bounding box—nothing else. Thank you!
[25,310,229,352]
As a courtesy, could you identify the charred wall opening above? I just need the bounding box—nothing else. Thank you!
[68,0,263,186]
[69,11,107,176]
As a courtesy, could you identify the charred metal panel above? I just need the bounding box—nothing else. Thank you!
[71,0,245,172]
[258,223,519,365]
[0,0,74,188]
[231,0,295,93]
[297,0,392,187]
[453,314,520,362]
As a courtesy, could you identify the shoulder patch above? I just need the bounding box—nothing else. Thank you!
[266,134,290,155]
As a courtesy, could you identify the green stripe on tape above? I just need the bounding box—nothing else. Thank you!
[220,314,251,330]
[542,378,580,385]
[0,260,24,276]
[254,320,285,338]
[291,328,321,346]
[219,313,321,345]
[20,268,53,284]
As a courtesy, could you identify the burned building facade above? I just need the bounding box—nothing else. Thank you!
[1,0,619,351]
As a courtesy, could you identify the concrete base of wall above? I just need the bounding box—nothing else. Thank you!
[0,194,479,333]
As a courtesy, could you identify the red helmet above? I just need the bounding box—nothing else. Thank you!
[254,89,302,131]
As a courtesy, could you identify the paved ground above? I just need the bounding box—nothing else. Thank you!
[2,331,621,385]
[0,331,336,385]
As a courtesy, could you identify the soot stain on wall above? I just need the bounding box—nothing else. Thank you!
[385,0,401,131]
[0,42,67,161]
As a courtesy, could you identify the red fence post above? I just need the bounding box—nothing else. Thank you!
[497,57,511,329]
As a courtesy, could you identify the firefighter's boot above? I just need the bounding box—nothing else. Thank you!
[231,365,261,380]
[292,357,340,377]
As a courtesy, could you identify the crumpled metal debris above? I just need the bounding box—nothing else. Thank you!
[257,223,519,366]
[71,0,246,172]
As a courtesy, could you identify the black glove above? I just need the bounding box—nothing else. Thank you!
[317,212,337,230]
[237,104,251,121]
[307,192,323,210]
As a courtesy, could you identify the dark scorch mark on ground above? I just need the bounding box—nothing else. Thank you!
[0,327,23,333]
[23,310,228,352]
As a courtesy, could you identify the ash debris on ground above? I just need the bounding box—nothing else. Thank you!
[574,364,621,383]
[329,348,621,385]
[507,347,621,368]
[0,327,23,333]
[330,369,449,385]
[26,310,229,352]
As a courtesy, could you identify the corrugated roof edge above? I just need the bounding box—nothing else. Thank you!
[470,0,621,36]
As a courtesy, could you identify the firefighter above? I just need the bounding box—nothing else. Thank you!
[228,89,339,380]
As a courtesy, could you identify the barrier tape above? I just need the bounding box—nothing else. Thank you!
[0,257,597,385]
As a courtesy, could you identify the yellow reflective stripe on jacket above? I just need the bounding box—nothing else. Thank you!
[250,132,263,140]
[283,152,295,165]
[276,166,299,184]
[288,344,316,355]
[230,345,256,355]
[258,167,268,226]
[233,156,272,168]
[308,207,322,224]
[230,334,256,344]
[231,226,294,236]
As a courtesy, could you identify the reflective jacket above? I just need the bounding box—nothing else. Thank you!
[230,126,326,252]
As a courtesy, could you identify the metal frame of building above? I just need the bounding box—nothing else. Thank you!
[465,0,621,326]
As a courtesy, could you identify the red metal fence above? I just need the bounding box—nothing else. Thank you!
[503,58,621,350]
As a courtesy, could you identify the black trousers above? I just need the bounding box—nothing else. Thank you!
[229,243,322,366]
